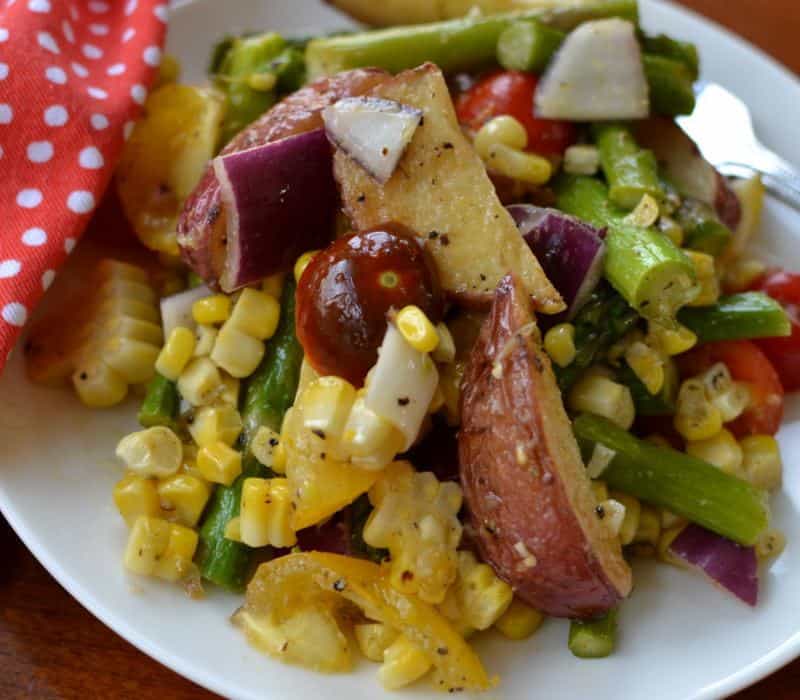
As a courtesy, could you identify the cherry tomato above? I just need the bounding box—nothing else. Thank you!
[296,223,443,386]
[455,70,576,156]
[750,269,800,391]
[678,340,784,437]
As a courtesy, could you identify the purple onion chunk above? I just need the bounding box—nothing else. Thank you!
[507,204,606,319]
[669,523,759,606]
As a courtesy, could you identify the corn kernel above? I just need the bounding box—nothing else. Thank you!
[610,492,641,546]
[687,428,744,478]
[97,259,149,285]
[193,324,218,357]
[99,296,160,325]
[189,404,242,447]
[72,359,128,407]
[301,376,357,444]
[657,215,685,247]
[113,474,161,527]
[675,378,723,441]
[154,522,199,582]
[192,294,231,326]
[544,323,576,368]
[634,505,661,546]
[123,516,198,581]
[228,288,280,340]
[109,315,164,346]
[723,258,766,293]
[483,142,552,185]
[701,363,749,422]
[157,473,211,527]
[239,477,296,548]
[355,623,399,663]
[211,322,265,378]
[660,509,687,530]
[569,373,635,430]
[339,397,402,470]
[648,321,697,356]
[396,306,439,354]
[589,480,609,503]
[294,250,320,283]
[116,426,183,478]
[452,550,513,630]
[261,272,285,299]
[271,441,287,474]
[586,444,616,479]
[474,115,528,157]
[657,525,688,566]
[494,598,543,640]
[217,373,240,406]
[598,498,626,537]
[197,441,242,485]
[377,636,431,690]
[103,336,160,384]
[563,144,600,176]
[224,516,242,542]
[685,250,720,307]
[625,340,665,394]
[99,277,158,306]
[740,434,782,491]
[755,529,786,560]
[178,357,223,406]
[251,426,281,469]
[432,322,456,364]
[155,326,195,381]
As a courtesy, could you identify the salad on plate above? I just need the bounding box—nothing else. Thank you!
[22,0,798,692]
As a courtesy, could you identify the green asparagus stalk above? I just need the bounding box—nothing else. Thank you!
[573,413,769,545]
[642,54,696,116]
[554,175,697,323]
[138,373,179,430]
[197,280,303,590]
[592,123,664,210]
[641,32,700,79]
[496,19,565,73]
[677,292,791,343]
[675,198,732,256]
[568,610,618,658]
[306,0,638,77]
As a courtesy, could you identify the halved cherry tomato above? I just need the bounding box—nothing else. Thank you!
[455,70,576,156]
[750,269,800,391]
[678,340,784,437]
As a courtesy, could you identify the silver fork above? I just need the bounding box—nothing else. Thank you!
[677,82,800,210]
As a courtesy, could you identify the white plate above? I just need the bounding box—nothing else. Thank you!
[1,1,799,698]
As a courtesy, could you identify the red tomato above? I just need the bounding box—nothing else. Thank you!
[455,70,576,156]
[751,269,800,391]
[678,340,784,437]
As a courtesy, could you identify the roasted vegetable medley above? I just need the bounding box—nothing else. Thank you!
[24,0,798,692]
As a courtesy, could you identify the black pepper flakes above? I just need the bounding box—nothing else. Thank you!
[312,428,326,440]
[427,230,439,240]
[437,647,449,655]
[439,234,451,246]
[443,142,454,150]
[595,505,606,519]
[397,396,410,406]
[269,437,279,447]
[357,193,366,203]
[333,578,347,592]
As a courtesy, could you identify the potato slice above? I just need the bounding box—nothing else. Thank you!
[334,63,564,313]
[459,274,631,617]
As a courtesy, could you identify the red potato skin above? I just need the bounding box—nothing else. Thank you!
[177,68,389,283]
[459,275,632,618]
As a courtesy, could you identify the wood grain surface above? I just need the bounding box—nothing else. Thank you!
[1,2,798,698]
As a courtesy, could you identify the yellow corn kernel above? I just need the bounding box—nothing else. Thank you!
[261,272,285,299]
[301,376,357,444]
[113,474,161,527]
[755,529,786,560]
[377,636,432,690]
[72,359,128,407]
[474,115,528,157]
[341,396,404,470]
[563,144,600,176]
[271,441,287,474]
[116,426,183,478]
[99,277,158,306]
[294,250,320,283]
[687,428,744,478]
[589,480,609,503]
[647,321,697,356]
[740,435,782,491]
[598,498,626,537]
[625,340,665,394]
[192,294,231,325]
[211,322,265,378]
[99,296,160,325]
[432,322,456,364]
[701,363,749,423]
[251,425,281,469]
[586,443,616,479]
[97,259,149,284]
[634,505,661,546]
[610,492,641,546]
[102,336,160,384]
[723,258,766,292]
[217,373,240,406]
[483,142,552,185]
[355,623,399,663]
[157,473,211,527]
[660,509,687,530]
[657,525,688,566]
[544,323,576,368]
[240,477,297,548]
[494,598,544,640]
[224,516,241,542]
[396,306,439,354]
[193,324,218,357]
[123,516,198,581]
[153,522,199,582]
[685,250,720,307]
[453,550,513,630]
[197,441,242,485]
[228,288,280,340]
[675,378,723,441]
[108,315,164,346]
[569,373,635,430]
[657,215,685,247]
[178,357,223,406]
[155,326,195,381]
[189,404,242,447]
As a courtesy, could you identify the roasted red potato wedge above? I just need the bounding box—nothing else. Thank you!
[459,274,632,618]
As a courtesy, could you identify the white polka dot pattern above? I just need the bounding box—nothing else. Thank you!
[22,228,48,246]
[27,141,54,163]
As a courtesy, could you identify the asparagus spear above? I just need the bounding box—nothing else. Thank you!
[554,175,697,323]
[197,280,303,590]
[138,373,179,430]
[641,32,700,79]
[306,0,638,77]
[497,20,565,73]
[573,413,769,545]
[675,198,732,256]
[642,54,696,116]
[568,610,618,658]
[677,292,791,343]
[592,123,664,209]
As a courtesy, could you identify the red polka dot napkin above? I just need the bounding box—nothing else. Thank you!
[0,0,167,373]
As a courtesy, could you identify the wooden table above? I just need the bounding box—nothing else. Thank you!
[1,1,798,698]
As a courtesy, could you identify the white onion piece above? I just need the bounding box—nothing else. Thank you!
[364,323,439,451]
[160,284,211,337]
[535,19,649,121]
[322,96,423,183]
